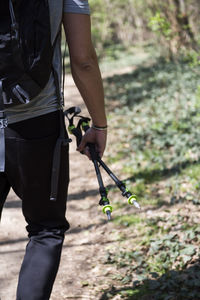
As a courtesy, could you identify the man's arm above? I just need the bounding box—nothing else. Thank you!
[63,13,107,158]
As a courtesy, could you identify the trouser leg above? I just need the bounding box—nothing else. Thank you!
[16,139,69,300]
[5,112,70,300]
[0,173,10,220]
[16,229,65,300]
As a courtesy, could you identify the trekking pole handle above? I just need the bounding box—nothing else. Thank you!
[81,122,90,133]
[80,121,101,160]
[70,127,82,148]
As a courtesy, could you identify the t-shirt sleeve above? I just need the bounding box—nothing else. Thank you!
[64,0,90,15]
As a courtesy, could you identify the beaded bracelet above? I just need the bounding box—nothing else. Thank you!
[92,124,108,131]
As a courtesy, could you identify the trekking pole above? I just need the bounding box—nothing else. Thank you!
[64,106,84,147]
[64,106,140,219]
[64,107,113,220]
[81,123,140,210]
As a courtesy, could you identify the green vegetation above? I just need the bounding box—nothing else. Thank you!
[104,56,200,207]
[99,213,200,299]
[95,49,200,299]
[89,0,200,60]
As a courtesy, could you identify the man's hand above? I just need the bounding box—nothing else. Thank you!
[77,128,107,160]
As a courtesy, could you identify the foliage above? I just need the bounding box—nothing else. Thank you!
[99,214,200,299]
[95,50,200,300]
[89,0,200,59]
[148,11,172,40]
[104,58,200,192]
[185,49,200,67]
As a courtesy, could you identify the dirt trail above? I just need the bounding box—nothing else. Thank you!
[0,75,116,300]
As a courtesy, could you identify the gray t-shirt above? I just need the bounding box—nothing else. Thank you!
[6,0,90,124]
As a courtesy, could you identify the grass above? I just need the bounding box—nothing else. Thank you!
[99,44,152,74]
[96,47,200,300]
[103,53,200,209]
[113,215,142,227]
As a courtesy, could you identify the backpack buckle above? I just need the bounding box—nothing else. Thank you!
[0,118,8,129]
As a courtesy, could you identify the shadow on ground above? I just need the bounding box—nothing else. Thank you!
[4,200,22,208]
[98,260,200,300]
[103,58,196,109]
[128,158,200,184]
[67,158,200,212]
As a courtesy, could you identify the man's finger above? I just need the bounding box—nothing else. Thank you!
[77,139,86,151]
[84,146,91,160]
[95,144,104,159]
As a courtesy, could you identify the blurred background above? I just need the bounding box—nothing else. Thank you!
[1,1,200,300]
[74,1,200,299]
[90,0,200,61]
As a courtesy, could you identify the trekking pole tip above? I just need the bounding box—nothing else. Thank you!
[133,201,141,209]
[102,204,113,220]
[127,195,140,209]
[106,210,111,221]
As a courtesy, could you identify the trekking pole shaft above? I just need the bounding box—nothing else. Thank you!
[93,159,104,188]
[92,154,112,220]
[98,157,140,209]
[98,158,121,187]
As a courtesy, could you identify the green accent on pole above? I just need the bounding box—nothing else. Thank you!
[102,196,109,202]
[122,182,130,193]
[68,125,75,134]
[128,195,137,205]
[102,205,113,214]
[82,121,90,128]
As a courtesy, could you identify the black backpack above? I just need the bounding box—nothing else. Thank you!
[0,0,53,106]
[0,0,70,201]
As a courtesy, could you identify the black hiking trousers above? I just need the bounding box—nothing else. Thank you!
[0,111,70,300]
